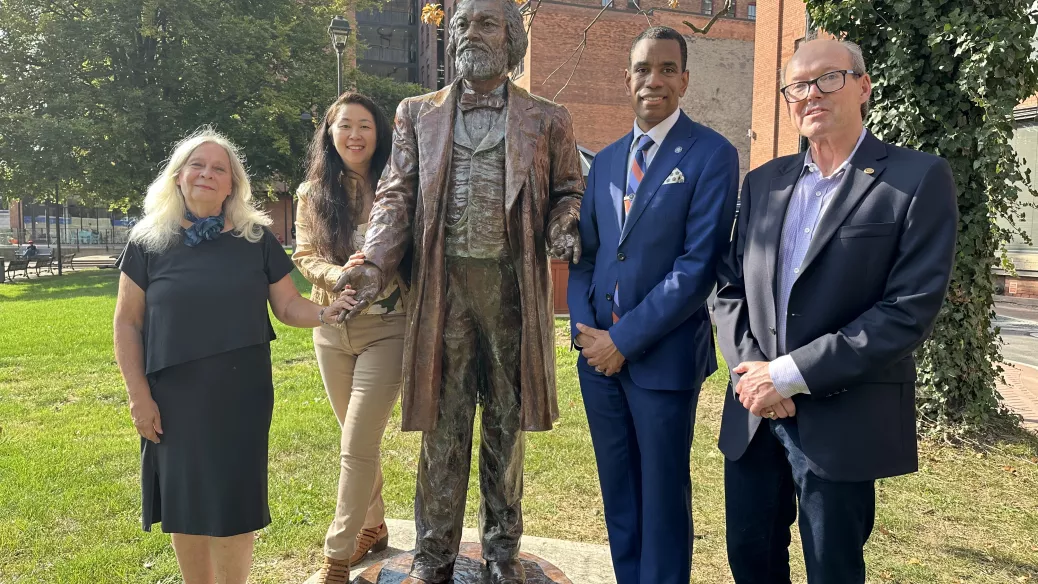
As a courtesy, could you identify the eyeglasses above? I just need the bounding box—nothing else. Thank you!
[780,70,861,103]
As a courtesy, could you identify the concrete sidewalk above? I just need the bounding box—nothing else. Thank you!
[997,361,1038,431]
[992,297,1038,430]
[303,518,616,584]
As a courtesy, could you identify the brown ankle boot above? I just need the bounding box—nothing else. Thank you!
[315,555,350,584]
[349,522,389,565]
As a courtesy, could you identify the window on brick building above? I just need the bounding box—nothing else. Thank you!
[748,2,756,19]
[729,0,736,17]
[702,0,712,15]
[1005,116,1038,251]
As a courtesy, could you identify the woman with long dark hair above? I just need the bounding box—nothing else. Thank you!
[292,93,404,584]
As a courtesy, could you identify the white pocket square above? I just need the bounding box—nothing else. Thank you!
[663,168,685,184]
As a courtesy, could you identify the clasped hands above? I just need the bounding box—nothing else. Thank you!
[576,323,626,376]
[331,251,383,322]
[732,361,797,419]
[320,251,376,322]
[322,287,359,323]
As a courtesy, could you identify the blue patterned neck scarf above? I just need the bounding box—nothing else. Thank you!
[182,210,225,247]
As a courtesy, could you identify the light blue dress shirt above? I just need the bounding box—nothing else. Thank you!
[769,128,867,398]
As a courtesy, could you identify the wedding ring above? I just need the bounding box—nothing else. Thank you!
[764,409,777,419]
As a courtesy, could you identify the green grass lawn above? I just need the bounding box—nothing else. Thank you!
[1,269,1037,583]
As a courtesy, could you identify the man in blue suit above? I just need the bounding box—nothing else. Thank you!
[567,26,739,584]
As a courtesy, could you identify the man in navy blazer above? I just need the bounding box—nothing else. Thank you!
[714,38,957,583]
[567,26,739,584]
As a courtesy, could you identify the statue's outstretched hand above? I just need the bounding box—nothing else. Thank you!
[332,262,384,322]
[548,213,582,265]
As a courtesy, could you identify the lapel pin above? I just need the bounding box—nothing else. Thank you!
[675,146,683,153]
[864,167,875,174]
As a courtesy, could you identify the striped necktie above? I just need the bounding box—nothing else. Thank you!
[614,134,655,323]
[623,134,655,223]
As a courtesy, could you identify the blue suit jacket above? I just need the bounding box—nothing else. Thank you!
[567,111,739,391]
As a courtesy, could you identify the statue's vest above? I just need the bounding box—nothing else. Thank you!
[445,108,509,260]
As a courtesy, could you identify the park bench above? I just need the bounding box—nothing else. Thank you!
[4,258,30,281]
[31,255,55,276]
[61,252,77,271]
[74,255,119,269]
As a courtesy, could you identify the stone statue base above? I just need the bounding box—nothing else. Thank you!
[353,542,572,584]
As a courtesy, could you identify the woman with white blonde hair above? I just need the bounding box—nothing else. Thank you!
[113,127,357,584]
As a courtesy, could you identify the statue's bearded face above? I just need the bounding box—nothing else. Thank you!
[452,0,510,81]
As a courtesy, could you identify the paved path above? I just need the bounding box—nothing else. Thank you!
[995,361,1038,430]
[303,518,615,584]
[994,297,1038,430]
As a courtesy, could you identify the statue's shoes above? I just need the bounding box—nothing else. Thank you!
[402,577,454,584]
[486,559,525,584]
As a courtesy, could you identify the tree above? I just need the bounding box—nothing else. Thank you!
[0,0,423,210]
[346,68,427,124]
[806,1,1038,433]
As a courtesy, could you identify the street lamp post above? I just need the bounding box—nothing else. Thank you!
[328,16,352,97]
[54,183,63,276]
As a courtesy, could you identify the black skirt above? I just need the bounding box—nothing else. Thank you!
[142,344,274,536]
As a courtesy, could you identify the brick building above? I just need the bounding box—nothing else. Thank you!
[746,0,807,169]
[749,0,1038,298]
[419,0,757,177]
[264,195,296,246]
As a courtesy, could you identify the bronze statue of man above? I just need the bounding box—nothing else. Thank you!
[333,0,583,581]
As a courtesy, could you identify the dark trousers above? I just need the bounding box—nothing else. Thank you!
[577,357,699,584]
[725,418,876,584]
[411,258,524,582]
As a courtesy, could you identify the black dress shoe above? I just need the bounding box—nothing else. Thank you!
[486,559,525,584]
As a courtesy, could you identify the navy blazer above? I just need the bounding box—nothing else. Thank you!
[714,132,958,482]
[568,111,739,391]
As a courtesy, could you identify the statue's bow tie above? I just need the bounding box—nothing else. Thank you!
[459,91,505,112]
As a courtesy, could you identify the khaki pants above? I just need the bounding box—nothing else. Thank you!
[313,313,405,561]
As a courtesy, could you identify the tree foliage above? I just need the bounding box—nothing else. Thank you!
[0,0,424,209]
[345,68,427,123]
[806,1,1038,433]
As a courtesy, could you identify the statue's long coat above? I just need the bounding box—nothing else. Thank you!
[362,79,584,432]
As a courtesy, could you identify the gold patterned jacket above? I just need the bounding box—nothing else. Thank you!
[292,175,405,314]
